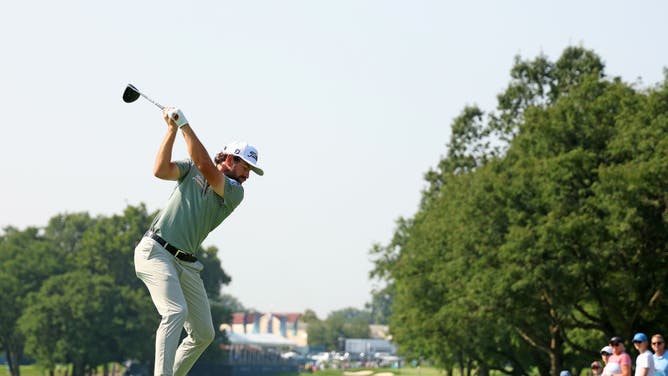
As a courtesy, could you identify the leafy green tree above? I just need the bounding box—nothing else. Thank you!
[6,203,236,374]
[368,217,412,326]
[67,206,150,289]
[42,206,158,365]
[0,226,66,376]
[199,245,232,299]
[42,212,94,256]
[306,308,371,350]
[18,271,123,376]
[301,309,320,324]
[365,285,393,325]
[371,46,668,376]
[0,271,23,376]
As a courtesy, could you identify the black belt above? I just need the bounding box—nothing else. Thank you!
[145,231,198,262]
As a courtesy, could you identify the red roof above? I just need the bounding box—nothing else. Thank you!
[231,312,261,324]
[231,312,301,324]
[272,313,302,323]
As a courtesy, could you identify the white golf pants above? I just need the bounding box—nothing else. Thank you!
[134,237,215,376]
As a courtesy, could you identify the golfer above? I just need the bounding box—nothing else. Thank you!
[134,107,263,376]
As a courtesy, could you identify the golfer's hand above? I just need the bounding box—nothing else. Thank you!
[163,107,189,129]
[162,108,178,130]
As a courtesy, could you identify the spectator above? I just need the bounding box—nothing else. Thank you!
[633,333,656,376]
[561,371,573,376]
[652,335,668,376]
[592,361,603,376]
[608,336,632,376]
[602,345,621,376]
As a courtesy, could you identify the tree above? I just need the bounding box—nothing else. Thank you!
[368,217,413,326]
[306,308,371,350]
[0,271,23,376]
[371,46,668,376]
[199,246,232,299]
[19,272,123,376]
[5,203,237,374]
[301,309,320,324]
[0,226,66,376]
[44,206,158,365]
[365,285,393,325]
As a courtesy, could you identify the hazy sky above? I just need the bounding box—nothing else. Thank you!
[2,1,667,318]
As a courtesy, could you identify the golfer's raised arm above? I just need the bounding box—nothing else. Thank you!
[162,107,226,196]
[153,118,180,181]
[182,126,226,196]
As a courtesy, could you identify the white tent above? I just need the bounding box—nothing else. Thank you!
[226,332,297,347]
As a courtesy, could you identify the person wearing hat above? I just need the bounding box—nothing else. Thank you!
[134,107,264,376]
[601,345,621,376]
[633,333,656,376]
[592,361,604,376]
[651,334,668,376]
[608,336,632,376]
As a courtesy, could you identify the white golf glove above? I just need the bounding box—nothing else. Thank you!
[167,107,189,128]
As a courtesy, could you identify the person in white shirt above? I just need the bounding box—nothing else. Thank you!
[633,332,656,376]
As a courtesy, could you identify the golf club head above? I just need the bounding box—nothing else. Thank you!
[122,84,141,103]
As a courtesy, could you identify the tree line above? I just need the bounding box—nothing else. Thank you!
[303,308,373,351]
[0,205,241,376]
[369,46,668,376]
[0,205,379,376]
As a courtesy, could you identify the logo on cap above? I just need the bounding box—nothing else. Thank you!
[247,150,258,162]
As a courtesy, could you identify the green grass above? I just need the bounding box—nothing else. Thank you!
[0,365,42,376]
[4,364,443,376]
[0,364,128,376]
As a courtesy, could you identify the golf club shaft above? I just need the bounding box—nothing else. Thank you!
[139,92,164,110]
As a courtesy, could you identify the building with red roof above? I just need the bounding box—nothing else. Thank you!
[228,312,307,347]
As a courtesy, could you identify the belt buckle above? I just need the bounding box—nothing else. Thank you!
[175,250,187,259]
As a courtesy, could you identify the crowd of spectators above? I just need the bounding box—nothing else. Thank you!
[565,333,668,376]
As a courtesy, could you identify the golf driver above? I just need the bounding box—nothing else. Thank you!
[122,84,164,110]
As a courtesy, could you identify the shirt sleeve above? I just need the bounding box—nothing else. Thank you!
[223,176,244,209]
[621,354,632,366]
[174,160,193,181]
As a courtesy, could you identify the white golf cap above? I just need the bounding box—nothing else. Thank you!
[222,141,264,176]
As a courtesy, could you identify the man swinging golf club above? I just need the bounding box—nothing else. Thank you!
[134,106,264,376]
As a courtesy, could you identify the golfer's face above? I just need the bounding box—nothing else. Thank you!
[231,159,251,183]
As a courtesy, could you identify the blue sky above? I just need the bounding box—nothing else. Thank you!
[1,0,667,318]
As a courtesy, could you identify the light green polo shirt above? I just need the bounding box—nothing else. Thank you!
[150,159,244,254]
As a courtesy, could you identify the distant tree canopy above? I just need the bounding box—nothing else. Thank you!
[306,308,372,351]
[0,204,235,376]
[370,46,668,376]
